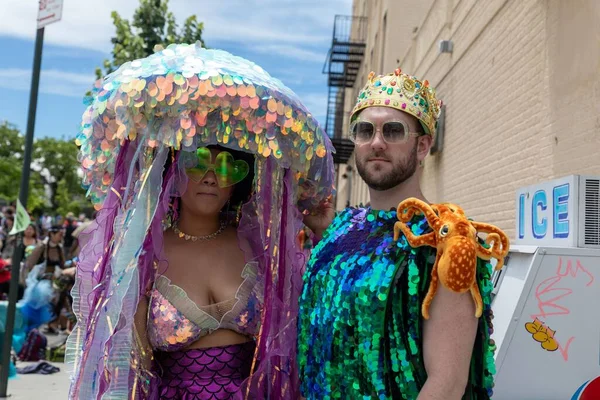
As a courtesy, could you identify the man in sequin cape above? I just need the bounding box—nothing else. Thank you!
[298,70,496,399]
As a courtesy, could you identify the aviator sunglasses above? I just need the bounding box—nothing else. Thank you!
[349,120,421,145]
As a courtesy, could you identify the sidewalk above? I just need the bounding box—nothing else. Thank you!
[5,331,70,399]
[6,361,69,399]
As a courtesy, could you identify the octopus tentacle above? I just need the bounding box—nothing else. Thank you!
[476,233,501,259]
[471,222,510,253]
[470,280,483,318]
[422,251,442,320]
[394,224,436,248]
[472,222,510,269]
[396,198,440,228]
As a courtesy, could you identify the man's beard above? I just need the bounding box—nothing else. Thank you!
[355,144,418,191]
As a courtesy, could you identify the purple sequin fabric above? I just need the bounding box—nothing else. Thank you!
[147,263,263,352]
[156,341,256,399]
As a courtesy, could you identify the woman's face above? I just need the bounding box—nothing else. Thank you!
[49,230,64,244]
[24,225,35,238]
[180,148,235,217]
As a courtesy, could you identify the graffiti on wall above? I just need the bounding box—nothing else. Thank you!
[524,318,558,351]
[528,257,595,361]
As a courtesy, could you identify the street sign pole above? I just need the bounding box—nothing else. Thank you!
[0,0,64,395]
[0,0,65,391]
[0,26,46,398]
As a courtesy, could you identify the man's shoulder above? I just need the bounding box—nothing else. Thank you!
[320,206,367,238]
[308,207,367,261]
[335,206,363,218]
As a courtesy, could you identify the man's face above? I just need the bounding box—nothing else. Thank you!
[354,107,423,191]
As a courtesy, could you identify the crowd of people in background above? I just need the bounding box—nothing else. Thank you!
[0,204,93,336]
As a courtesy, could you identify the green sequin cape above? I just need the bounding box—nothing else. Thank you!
[297,207,496,399]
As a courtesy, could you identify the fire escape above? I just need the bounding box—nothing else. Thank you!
[323,15,367,164]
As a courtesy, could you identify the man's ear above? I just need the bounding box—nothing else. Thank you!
[417,134,433,162]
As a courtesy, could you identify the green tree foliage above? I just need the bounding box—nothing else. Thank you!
[0,122,46,213]
[0,122,87,215]
[55,178,83,217]
[96,0,206,80]
[33,137,83,209]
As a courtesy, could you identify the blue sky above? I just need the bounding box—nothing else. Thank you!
[0,0,352,139]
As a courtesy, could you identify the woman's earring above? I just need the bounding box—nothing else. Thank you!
[172,198,180,222]
[236,204,242,225]
[163,198,177,229]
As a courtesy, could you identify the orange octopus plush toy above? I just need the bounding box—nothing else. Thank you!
[393,198,510,319]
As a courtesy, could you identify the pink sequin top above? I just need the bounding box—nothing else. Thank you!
[147,262,263,352]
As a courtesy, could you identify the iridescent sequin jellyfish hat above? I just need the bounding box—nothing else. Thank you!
[65,43,335,399]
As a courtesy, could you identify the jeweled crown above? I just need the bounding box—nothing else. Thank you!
[350,69,442,137]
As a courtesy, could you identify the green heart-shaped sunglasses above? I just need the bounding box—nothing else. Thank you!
[185,147,250,188]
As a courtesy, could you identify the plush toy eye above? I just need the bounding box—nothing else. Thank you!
[439,225,449,237]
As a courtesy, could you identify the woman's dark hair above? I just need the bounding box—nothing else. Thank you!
[220,147,255,210]
[25,223,38,239]
[2,216,14,233]
[48,225,63,234]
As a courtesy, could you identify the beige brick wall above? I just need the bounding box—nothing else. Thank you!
[546,0,600,178]
[339,0,600,241]
[421,0,554,239]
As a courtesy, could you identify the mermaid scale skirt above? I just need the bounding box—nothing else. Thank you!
[156,341,256,399]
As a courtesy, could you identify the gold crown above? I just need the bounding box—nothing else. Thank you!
[350,69,442,137]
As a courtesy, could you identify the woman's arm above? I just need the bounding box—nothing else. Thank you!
[303,200,336,242]
[25,244,44,271]
[132,292,157,399]
[133,294,153,370]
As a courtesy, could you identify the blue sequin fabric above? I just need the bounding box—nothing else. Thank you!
[298,207,496,399]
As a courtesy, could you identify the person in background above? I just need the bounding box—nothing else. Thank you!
[41,214,52,235]
[63,212,77,259]
[18,224,42,295]
[23,225,67,333]
[0,220,37,300]
[25,225,65,278]
[22,224,41,260]
[0,216,15,261]
[0,258,11,300]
